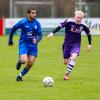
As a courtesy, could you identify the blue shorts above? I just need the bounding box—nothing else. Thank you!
[19,42,38,57]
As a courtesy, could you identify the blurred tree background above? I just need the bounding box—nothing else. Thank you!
[0,0,100,18]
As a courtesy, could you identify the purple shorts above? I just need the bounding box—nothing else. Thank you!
[62,43,81,59]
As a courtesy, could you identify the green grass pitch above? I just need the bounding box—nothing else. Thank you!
[0,35,100,100]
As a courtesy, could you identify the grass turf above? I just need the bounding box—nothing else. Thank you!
[0,35,100,100]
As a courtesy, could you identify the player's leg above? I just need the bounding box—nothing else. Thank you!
[16,42,28,70]
[21,55,35,77]
[16,45,37,81]
[62,45,71,80]
[63,58,70,80]
[62,43,71,80]
[16,54,28,70]
[22,56,35,77]
[64,43,80,80]
[16,56,35,81]
[22,45,37,75]
[63,59,69,65]
[64,53,78,80]
[26,55,35,69]
[16,54,28,81]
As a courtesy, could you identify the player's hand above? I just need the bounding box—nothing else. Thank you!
[47,32,53,40]
[33,38,37,44]
[86,44,91,52]
[8,40,14,46]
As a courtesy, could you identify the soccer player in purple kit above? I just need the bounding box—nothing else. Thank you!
[8,7,42,81]
[47,10,92,80]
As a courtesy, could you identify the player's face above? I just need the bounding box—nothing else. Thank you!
[28,10,37,20]
[75,14,83,24]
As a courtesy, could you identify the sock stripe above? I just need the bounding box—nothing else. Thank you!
[68,67,72,70]
[66,60,75,75]
[67,68,72,71]
[69,64,74,68]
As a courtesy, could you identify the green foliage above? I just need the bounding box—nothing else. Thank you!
[0,35,100,100]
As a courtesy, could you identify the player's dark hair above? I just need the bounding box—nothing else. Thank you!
[27,7,36,14]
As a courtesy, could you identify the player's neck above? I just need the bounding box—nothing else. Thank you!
[75,21,81,24]
[28,17,35,21]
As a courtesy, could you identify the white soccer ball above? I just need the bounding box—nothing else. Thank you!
[43,76,54,87]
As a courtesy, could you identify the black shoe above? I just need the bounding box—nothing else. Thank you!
[16,75,23,81]
[16,61,21,70]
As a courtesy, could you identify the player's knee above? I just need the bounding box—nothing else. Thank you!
[71,53,78,61]
[28,60,34,65]
[63,60,68,65]
[64,62,67,65]
[71,56,77,61]
[21,58,27,64]
[71,58,77,61]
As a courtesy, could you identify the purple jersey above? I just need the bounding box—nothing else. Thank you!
[60,19,90,44]
[60,19,90,58]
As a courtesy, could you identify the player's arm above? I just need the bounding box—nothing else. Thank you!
[47,26,61,39]
[8,21,21,46]
[83,25,92,51]
[33,22,42,44]
[47,19,68,39]
[37,32,42,42]
[86,34,92,51]
[33,32,42,44]
[87,34,91,45]
[8,26,18,46]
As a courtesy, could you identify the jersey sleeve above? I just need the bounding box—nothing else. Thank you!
[36,22,42,43]
[37,22,42,34]
[83,24,91,45]
[9,19,24,42]
[10,20,24,35]
[60,19,68,28]
[83,24,90,35]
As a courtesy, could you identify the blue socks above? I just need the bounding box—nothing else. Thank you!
[19,68,29,77]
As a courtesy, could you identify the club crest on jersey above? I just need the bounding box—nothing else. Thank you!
[71,25,77,32]
[34,25,37,29]
[79,26,83,31]
[71,25,83,33]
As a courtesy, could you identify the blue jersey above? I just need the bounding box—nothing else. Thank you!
[60,19,90,44]
[9,18,42,44]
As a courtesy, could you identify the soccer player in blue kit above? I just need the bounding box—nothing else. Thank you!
[8,7,42,81]
[47,10,92,80]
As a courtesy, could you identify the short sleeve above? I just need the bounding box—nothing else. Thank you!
[60,19,68,28]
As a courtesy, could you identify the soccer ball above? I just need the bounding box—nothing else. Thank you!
[43,76,54,87]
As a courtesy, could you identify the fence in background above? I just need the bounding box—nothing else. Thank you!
[1,18,100,35]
